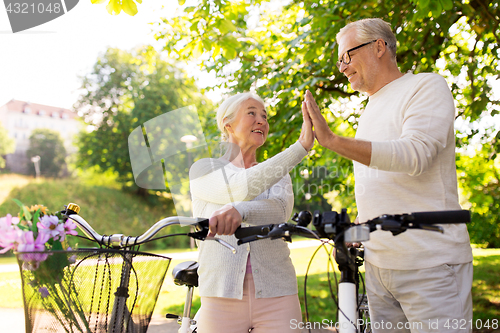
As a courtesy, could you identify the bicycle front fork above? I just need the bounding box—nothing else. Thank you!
[338,282,358,333]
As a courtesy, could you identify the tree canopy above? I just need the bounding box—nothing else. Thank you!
[152,0,500,245]
[156,0,499,152]
[74,47,214,194]
[26,129,67,177]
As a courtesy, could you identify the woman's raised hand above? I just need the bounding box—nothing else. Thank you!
[298,98,315,152]
[303,90,335,148]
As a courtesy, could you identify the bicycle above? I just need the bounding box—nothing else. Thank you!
[233,208,471,333]
[16,202,235,333]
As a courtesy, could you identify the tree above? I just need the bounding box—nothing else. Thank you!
[0,122,15,169]
[154,0,500,240]
[74,47,215,195]
[90,0,143,16]
[26,129,67,177]
[457,147,500,248]
[157,0,499,151]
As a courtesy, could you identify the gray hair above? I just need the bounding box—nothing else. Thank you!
[216,92,265,142]
[337,18,397,60]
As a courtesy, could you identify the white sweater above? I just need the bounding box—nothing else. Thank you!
[354,73,472,270]
[190,141,307,299]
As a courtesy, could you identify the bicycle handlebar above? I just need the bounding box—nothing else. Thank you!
[234,224,276,239]
[403,210,470,224]
[62,204,237,253]
[67,214,206,246]
[235,209,471,245]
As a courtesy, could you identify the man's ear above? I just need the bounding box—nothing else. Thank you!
[376,39,386,59]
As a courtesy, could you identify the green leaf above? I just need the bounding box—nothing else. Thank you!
[217,20,238,34]
[106,0,122,15]
[13,199,32,221]
[178,0,186,5]
[121,0,138,16]
[439,0,453,11]
[428,1,442,17]
[32,209,40,234]
[51,240,64,251]
[213,43,221,59]
[223,46,237,60]
[202,38,212,51]
[12,198,25,210]
[419,0,430,9]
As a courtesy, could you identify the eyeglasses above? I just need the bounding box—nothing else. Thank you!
[336,39,387,69]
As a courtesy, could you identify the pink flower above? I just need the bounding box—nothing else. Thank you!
[63,220,78,237]
[17,231,50,262]
[18,231,49,252]
[0,214,21,254]
[37,215,65,241]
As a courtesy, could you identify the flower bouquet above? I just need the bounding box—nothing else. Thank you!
[0,200,90,333]
[1,201,172,333]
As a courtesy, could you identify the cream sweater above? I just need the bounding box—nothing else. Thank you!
[354,73,473,270]
[189,141,307,299]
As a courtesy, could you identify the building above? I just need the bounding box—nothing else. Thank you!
[0,99,80,174]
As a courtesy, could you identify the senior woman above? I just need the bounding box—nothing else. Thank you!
[189,92,314,332]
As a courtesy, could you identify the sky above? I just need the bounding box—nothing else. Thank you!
[0,0,218,111]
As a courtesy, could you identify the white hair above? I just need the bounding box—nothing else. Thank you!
[216,92,265,142]
[337,18,397,60]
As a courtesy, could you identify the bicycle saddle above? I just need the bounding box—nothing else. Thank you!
[172,260,199,287]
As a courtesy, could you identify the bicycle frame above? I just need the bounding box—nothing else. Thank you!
[336,243,364,333]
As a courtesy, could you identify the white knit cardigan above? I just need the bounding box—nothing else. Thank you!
[189,141,307,299]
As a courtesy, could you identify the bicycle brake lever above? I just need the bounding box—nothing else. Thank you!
[187,229,209,241]
[205,236,237,254]
[418,225,444,233]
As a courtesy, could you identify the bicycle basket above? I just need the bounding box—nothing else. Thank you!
[16,249,171,333]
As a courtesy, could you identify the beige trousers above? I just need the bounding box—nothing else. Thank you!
[197,273,302,333]
[365,261,473,333]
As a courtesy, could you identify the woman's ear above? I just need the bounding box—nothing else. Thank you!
[225,123,233,134]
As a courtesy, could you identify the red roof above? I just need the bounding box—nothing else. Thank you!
[2,99,77,119]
